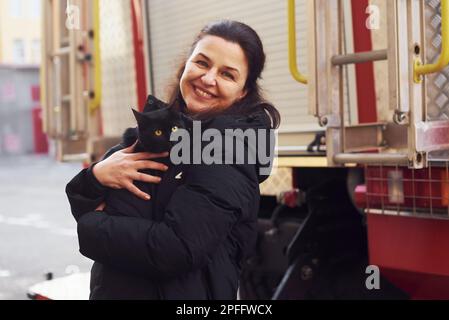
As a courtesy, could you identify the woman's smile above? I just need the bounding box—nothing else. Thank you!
[192,84,216,100]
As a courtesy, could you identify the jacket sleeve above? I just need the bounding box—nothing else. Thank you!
[76,158,259,279]
[65,144,124,221]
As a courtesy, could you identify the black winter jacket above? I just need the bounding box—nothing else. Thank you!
[65,96,274,300]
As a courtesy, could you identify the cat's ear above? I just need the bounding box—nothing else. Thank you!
[132,108,145,124]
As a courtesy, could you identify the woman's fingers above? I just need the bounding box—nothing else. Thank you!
[92,144,168,191]
[133,172,162,184]
[125,182,151,200]
[131,151,169,161]
[135,160,168,172]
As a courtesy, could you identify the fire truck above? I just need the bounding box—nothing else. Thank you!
[33,0,449,299]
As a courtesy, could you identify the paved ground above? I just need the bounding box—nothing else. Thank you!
[0,154,93,300]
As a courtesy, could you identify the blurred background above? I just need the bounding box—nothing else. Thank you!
[0,0,94,300]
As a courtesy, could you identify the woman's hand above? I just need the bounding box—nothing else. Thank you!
[92,141,169,200]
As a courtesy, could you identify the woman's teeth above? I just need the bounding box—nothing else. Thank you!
[195,86,213,98]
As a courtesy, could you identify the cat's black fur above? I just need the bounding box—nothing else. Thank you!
[122,107,186,154]
[103,106,187,220]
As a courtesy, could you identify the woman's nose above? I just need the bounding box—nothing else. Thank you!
[201,70,217,86]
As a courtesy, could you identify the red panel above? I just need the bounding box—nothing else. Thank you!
[351,0,377,123]
[381,267,449,300]
[130,0,147,111]
[368,213,449,277]
[32,106,49,154]
[31,85,40,102]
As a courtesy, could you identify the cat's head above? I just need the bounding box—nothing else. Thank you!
[132,107,185,153]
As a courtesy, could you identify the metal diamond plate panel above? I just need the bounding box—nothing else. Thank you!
[426,0,449,121]
[99,0,138,137]
[259,167,293,196]
[426,0,449,160]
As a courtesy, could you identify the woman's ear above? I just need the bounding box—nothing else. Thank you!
[239,89,248,100]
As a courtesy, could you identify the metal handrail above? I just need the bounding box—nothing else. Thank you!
[288,0,307,84]
[333,153,409,165]
[331,49,388,65]
[414,0,449,81]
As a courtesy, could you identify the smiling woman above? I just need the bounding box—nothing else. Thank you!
[169,20,280,125]
[66,20,280,300]
[180,36,249,114]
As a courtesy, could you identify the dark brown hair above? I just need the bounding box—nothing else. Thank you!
[167,20,280,129]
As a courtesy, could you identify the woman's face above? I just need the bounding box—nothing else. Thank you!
[180,35,249,115]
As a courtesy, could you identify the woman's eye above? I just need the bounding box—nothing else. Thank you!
[171,126,178,132]
[154,130,162,136]
[196,60,208,67]
[222,71,235,80]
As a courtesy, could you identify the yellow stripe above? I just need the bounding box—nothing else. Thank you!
[276,156,327,167]
[288,0,308,84]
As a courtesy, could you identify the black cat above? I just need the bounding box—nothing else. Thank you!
[103,105,187,220]
[123,107,186,154]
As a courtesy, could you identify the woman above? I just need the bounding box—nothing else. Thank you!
[66,20,280,300]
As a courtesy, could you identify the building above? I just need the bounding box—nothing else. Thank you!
[0,0,41,64]
[0,0,42,155]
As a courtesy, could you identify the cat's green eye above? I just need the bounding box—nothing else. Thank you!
[172,126,178,132]
[154,129,162,136]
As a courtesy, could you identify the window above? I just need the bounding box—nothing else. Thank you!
[29,0,41,19]
[31,39,41,64]
[9,0,22,18]
[12,39,25,64]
